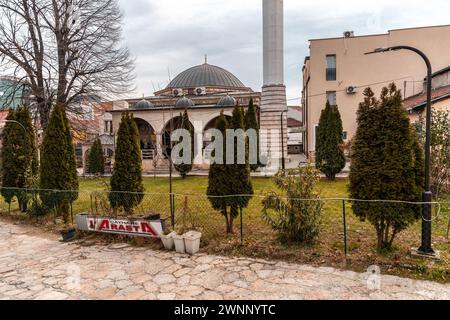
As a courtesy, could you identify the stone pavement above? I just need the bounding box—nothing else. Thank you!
[0,221,449,300]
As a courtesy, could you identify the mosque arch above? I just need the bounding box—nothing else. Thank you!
[162,115,194,159]
[134,117,157,159]
[202,114,232,149]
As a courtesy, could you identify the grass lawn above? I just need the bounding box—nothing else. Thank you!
[1,176,449,282]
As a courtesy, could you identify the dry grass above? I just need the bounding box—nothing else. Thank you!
[1,176,448,282]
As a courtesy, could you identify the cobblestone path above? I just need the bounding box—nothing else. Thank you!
[0,222,449,300]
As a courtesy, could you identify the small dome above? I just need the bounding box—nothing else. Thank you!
[217,94,236,107]
[135,99,154,109]
[176,96,195,108]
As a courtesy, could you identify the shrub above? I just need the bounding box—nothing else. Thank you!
[40,104,78,223]
[349,84,424,250]
[315,101,346,180]
[244,98,262,171]
[109,112,144,214]
[415,109,450,197]
[88,138,105,175]
[1,107,38,212]
[173,110,193,179]
[262,165,323,244]
[207,108,253,234]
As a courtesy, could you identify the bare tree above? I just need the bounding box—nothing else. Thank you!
[0,0,134,130]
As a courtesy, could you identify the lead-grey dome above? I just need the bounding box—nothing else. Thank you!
[135,99,154,109]
[167,63,246,89]
[176,96,195,108]
[217,94,236,107]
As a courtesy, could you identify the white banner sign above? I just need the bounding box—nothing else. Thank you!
[85,216,163,238]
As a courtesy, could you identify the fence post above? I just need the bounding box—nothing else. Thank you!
[70,201,73,225]
[342,200,348,257]
[446,216,450,239]
[240,206,243,246]
[170,194,175,228]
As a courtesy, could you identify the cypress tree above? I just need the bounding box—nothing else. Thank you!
[88,138,105,175]
[244,98,261,171]
[228,106,253,231]
[1,107,39,212]
[14,106,39,212]
[174,110,193,178]
[1,109,19,209]
[207,111,233,233]
[40,104,79,223]
[109,112,144,214]
[315,101,346,180]
[349,84,424,250]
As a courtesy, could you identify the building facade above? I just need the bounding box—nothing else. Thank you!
[404,66,450,123]
[109,62,261,174]
[302,25,450,159]
[0,76,31,110]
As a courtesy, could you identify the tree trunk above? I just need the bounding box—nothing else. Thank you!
[37,98,52,131]
[222,206,229,233]
[376,228,384,250]
[227,216,234,234]
[19,199,28,213]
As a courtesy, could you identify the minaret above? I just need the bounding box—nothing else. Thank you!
[260,0,287,170]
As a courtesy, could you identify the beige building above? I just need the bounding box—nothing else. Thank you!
[404,66,450,123]
[302,25,450,159]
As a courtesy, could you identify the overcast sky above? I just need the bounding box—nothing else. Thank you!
[118,0,450,102]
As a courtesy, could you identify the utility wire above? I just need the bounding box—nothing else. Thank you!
[287,76,424,102]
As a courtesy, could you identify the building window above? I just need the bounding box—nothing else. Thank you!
[104,120,113,134]
[326,91,337,106]
[326,54,337,81]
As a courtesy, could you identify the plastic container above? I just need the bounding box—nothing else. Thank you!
[183,231,202,255]
[173,234,186,254]
[160,231,176,250]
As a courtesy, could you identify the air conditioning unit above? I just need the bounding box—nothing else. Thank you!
[195,87,206,96]
[343,31,354,38]
[172,88,184,97]
[346,86,358,94]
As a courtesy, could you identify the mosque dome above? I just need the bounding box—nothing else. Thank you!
[217,94,237,107]
[134,99,154,109]
[175,96,195,108]
[167,63,246,89]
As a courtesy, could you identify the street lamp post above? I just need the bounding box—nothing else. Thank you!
[366,46,435,255]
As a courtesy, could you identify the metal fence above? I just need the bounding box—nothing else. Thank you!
[0,187,449,258]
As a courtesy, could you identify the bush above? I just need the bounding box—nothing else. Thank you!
[109,112,144,214]
[262,165,323,244]
[415,109,450,197]
[39,104,78,223]
[1,107,38,212]
[349,84,424,250]
[207,108,253,234]
[315,101,346,180]
[173,110,193,178]
[244,98,262,171]
[88,138,105,175]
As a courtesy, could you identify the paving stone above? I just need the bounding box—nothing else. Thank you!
[173,267,192,278]
[0,220,448,300]
[153,274,176,285]
[157,292,176,300]
[35,290,69,300]
[177,275,191,286]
